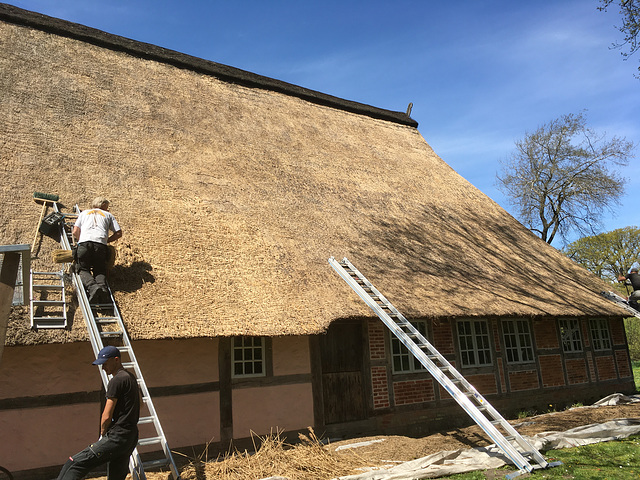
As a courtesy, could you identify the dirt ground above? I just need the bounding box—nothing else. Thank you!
[326,402,640,462]
[92,402,640,479]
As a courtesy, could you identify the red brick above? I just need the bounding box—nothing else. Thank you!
[610,319,627,346]
[595,356,617,381]
[432,320,454,355]
[616,350,632,378]
[533,319,559,349]
[509,370,539,391]
[565,358,588,385]
[539,355,564,387]
[393,378,434,405]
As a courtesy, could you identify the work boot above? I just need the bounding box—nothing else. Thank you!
[88,287,101,304]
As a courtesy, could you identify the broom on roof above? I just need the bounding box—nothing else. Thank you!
[31,192,59,254]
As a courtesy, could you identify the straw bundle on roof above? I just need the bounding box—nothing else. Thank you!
[0,5,625,346]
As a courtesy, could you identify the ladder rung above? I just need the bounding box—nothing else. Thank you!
[122,362,135,368]
[143,458,170,469]
[138,436,163,447]
[33,284,64,290]
[96,317,118,324]
[33,323,67,328]
[100,331,123,338]
[32,300,65,306]
[138,416,156,425]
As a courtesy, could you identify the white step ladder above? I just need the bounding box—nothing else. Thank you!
[329,257,559,478]
[52,203,181,480]
[600,291,640,319]
[30,269,68,329]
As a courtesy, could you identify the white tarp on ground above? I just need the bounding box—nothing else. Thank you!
[334,394,640,480]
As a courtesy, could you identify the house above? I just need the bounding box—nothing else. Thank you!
[0,3,634,478]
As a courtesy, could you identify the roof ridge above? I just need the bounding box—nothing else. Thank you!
[0,2,418,127]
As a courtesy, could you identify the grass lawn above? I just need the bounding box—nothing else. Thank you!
[438,435,640,479]
[633,360,640,391]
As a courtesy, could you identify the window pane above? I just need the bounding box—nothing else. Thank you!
[232,336,265,377]
[559,319,582,352]
[391,321,427,373]
[502,320,534,364]
[457,320,491,367]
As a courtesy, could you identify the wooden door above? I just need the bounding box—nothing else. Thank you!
[320,321,367,424]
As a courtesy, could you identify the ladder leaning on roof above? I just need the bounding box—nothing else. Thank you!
[329,257,560,479]
[52,203,180,480]
[600,290,640,319]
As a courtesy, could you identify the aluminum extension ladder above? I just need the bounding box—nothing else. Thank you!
[30,269,68,329]
[329,257,558,478]
[600,291,640,319]
[53,203,180,480]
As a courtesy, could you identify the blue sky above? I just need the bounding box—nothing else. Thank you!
[7,0,639,246]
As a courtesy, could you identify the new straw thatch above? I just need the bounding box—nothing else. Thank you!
[0,4,625,346]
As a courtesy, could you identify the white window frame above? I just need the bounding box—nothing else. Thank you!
[502,319,534,364]
[390,321,427,373]
[457,319,492,367]
[559,319,583,353]
[589,318,612,351]
[232,336,266,378]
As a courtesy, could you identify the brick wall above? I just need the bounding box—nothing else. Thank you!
[365,316,633,417]
[492,319,502,352]
[371,366,390,409]
[615,350,632,378]
[595,355,617,381]
[464,374,497,395]
[393,378,435,405]
[610,319,627,345]
[581,321,591,348]
[539,355,565,387]
[565,358,589,385]
[432,320,454,355]
[368,320,386,360]
[533,319,559,349]
[508,369,539,391]
[586,351,596,379]
[497,358,506,393]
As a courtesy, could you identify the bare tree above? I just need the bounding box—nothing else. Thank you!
[598,0,640,78]
[497,112,633,244]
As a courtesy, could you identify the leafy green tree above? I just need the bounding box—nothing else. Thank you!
[624,318,640,361]
[598,0,640,78]
[564,226,640,285]
[497,112,633,244]
[565,226,640,361]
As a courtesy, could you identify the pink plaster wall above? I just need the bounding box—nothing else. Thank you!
[133,337,219,385]
[272,336,310,375]
[232,383,313,439]
[0,402,96,472]
[0,343,98,398]
[144,392,220,450]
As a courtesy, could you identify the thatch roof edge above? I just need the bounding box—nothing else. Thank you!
[0,2,418,128]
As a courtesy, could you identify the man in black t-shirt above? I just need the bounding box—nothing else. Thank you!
[57,346,140,480]
[619,263,640,311]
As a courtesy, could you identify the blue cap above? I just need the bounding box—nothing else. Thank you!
[92,346,120,365]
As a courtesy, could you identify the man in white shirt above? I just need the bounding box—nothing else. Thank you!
[73,197,122,304]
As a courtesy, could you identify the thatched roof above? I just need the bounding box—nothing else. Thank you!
[0,4,626,345]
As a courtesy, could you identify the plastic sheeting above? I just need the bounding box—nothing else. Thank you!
[334,394,640,480]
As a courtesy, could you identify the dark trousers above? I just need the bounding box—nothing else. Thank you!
[76,241,109,297]
[56,430,138,480]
